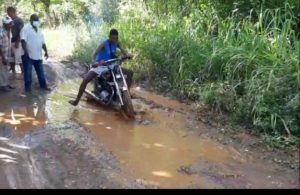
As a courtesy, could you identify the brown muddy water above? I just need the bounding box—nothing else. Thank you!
[0,72,299,188]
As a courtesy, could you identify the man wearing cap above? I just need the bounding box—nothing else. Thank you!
[0,16,15,92]
[20,14,50,92]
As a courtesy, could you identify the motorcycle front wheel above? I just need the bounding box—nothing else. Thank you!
[122,91,135,119]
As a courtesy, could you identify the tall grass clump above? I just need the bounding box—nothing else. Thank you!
[72,2,300,139]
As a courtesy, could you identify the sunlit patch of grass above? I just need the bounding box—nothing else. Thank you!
[44,25,77,59]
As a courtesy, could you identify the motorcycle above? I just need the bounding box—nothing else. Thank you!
[84,56,135,118]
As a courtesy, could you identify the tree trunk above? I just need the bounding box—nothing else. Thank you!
[41,0,53,27]
[52,10,60,28]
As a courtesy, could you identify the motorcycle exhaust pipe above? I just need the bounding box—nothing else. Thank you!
[84,90,121,111]
[84,90,101,102]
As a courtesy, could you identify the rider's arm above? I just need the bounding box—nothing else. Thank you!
[93,43,105,62]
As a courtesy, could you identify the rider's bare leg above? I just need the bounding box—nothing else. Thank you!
[69,71,98,106]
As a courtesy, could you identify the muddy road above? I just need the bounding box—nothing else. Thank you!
[0,60,299,189]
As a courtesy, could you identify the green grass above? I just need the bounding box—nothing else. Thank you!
[71,4,300,141]
[44,25,77,59]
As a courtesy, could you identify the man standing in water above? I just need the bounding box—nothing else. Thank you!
[21,14,50,92]
[69,29,133,106]
[0,16,15,92]
[7,7,24,77]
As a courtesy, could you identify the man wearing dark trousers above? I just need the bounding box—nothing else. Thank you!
[20,14,50,92]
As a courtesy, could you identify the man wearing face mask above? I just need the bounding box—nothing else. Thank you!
[0,16,15,92]
[20,14,50,92]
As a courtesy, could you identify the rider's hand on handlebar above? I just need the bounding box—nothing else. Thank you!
[99,60,106,66]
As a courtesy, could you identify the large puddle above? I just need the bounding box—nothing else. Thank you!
[1,79,298,188]
[44,80,246,188]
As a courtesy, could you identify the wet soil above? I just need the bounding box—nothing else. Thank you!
[0,121,145,189]
[0,59,299,189]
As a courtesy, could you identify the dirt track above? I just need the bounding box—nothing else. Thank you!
[0,59,299,189]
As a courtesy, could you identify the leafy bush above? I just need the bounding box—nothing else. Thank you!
[72,1,300,138]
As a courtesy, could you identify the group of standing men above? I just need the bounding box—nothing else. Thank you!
[0,7,50,93]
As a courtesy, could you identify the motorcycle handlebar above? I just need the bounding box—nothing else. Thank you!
[91,56,132,68]
[106,56,132,64]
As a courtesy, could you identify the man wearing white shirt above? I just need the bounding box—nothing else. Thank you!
[21,14,50,92]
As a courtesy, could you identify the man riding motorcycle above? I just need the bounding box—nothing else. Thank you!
[69,29,133,106]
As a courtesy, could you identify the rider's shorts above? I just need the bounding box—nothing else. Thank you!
[90,66,108,75]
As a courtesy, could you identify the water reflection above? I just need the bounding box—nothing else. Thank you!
[68,102,229,188]
[0,94,47,137]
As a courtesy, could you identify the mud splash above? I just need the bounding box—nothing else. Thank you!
[131,87,187,112]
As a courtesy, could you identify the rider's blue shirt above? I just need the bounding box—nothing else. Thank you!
[96,40,118,62]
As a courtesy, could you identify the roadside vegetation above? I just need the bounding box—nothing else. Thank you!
[2,0,299,146]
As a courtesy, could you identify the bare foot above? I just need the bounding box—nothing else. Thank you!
[69,100,79,106]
